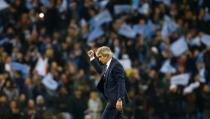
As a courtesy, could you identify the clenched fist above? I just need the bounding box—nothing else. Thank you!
[116,99,123,111]
[87,50,94,59]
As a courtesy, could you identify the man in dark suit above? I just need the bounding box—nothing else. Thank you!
[87,46,129,119]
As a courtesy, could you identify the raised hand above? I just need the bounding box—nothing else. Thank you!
[87,50,94,59]
[116,99,123,111]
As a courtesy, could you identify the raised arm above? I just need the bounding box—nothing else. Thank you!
[87,50,103,74]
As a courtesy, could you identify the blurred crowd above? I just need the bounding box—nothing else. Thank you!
[0,0,210,119]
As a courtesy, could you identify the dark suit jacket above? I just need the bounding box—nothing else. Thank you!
[91,57,129,106]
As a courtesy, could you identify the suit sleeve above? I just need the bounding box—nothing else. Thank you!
[113,64,126,101]
[91,58,103,74]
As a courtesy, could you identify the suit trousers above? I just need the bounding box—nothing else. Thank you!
[101,102,123,119]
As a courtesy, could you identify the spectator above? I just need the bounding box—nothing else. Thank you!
[23,99,37,119]
[70,89,87,119]
[87,91,102,119]
[0,95,10,119]
[9,100,22,119]
[3,80,19,101]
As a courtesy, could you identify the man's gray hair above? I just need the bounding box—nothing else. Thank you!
[96,46,113,57]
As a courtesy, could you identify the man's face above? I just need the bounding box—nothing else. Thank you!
[97,55,108,64]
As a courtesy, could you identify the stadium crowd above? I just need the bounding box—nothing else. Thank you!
[0,0,210,119]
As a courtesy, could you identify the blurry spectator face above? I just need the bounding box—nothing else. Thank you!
[0,95,7,103]
[45,48,54,58]
[15,0,21,6]
[5,56,11,63]
[164,73,172,80]
[28,99,35,108]
[176,18,184,28]
[79,69,85,77]
[16,52,23,61]
[65,36,73,45]
[139,19,145,25]
[170,3,178,16]
[84,114,92,119]
[74,43,82,56]
[194,74,200,81]
[67,62,76,74]
[90,91,97,100]
[148,69,157,79]
[20,13,29,25]
[0,75,6,84]
[68,25,78,37]
[32,0,38,4]
[159,4,166,13]
[61,42,68,50]
[170,84,177,93]
[52,32,60,40]
[203,85,209,93]
[51,62,58,70]
[128,90,135,98]
[154,32,162,41]
[19,94,26,102]
[10,100,17,109]
[57,0,62,5]
[89,8,97,17]
[24,77,32,85]
[185,10,193,20]
[154,7,160,15]
[75,89,82,98]
[6,26,15,36]
[14,71,21,79]
[32,74,41,85]
[193,50,200,57]
[61,73,68,84]
[5,81,12,88]
[70,1,77,10]
[81,24,89,34]
[59,87,68,95]
[177,65,185,73]
[131,69,140,79]
[199,8,205,19]
[113,19,123,30]
[186,32,193,39]
[31,31,38,40]
[36,95,45,105]
[197,62,205,69]
[178,55,187,66]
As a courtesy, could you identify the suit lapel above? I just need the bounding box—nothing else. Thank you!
[97,58,116,94]
[104,58,116,81]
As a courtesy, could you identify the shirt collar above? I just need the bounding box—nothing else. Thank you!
[106,57,112,70]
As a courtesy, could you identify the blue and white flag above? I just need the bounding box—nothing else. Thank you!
[114,5,132,15]
[12,62,30,75]
[93,10,112,27]
[170,37,188,57]
[0,0,9,11]
[42,73,58,90]
[170,73,190,86]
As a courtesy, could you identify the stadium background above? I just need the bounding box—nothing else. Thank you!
[0,0,210,119]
